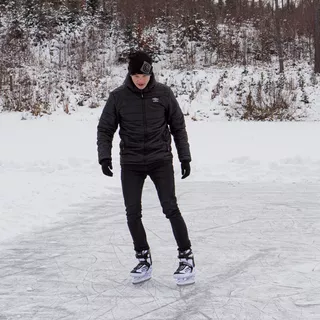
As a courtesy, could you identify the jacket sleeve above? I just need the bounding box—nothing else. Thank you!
[97,93,118,164]
[167,88,191,162]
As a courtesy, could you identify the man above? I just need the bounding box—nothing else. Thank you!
[97,51,195,285]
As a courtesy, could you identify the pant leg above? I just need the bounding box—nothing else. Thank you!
[148,161,191,251]
[121,165,149,252]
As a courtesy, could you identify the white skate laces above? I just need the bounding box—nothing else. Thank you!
[130,250,152,284]
[173,248,195,286]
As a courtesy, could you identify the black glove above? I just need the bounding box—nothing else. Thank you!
[101,159,113,177]
[181,161,191,179]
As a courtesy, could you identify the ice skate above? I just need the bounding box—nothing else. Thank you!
[130,249,152,284]
[173,249,195,286]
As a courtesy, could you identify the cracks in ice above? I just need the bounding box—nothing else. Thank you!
[195,217,257,233]
[214,250,272,283]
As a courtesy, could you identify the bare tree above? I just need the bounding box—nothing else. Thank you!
[274,0,284,73]
[315,0,320,73]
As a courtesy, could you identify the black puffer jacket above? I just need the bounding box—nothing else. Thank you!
[97,74,191,165]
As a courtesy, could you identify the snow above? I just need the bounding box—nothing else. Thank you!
[1,107,320,319]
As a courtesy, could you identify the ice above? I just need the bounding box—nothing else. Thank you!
[0,181,320,319]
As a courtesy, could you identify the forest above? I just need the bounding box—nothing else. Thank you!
[0,0,319,120]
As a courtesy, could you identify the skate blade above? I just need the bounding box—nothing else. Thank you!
[131,274,152,284]
[173,269,195,280]
[175,275,195,286]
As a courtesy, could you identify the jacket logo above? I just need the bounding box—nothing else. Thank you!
[152,97,159,103]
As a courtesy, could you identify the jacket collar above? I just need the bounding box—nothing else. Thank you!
[125,73,156,94]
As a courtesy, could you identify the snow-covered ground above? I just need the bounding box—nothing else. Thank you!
[1,109,319,242]
[1,109,320,319]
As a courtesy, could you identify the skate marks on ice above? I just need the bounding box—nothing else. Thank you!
[182,182,320,320]
[0,190,200,320]
[0,182,320,319]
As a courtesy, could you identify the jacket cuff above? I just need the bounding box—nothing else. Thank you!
[99,158,111,165]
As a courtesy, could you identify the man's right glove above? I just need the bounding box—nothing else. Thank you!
[101,159,113,177]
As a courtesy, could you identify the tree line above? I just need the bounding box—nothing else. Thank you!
[0,0,319,69]
[0,0,319,116]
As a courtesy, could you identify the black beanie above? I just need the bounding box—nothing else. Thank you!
[128,51,153,75]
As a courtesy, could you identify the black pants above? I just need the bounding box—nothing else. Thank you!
[121,160,191,253]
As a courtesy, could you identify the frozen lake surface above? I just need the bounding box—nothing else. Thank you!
[1,181,320,320]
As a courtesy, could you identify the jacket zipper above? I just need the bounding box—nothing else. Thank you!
[141,91,147,163]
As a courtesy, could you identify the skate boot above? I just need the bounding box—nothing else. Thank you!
[173,248,195,286]
[130,249,152,284]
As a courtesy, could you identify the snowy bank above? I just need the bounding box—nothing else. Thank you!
[1,110,319,243]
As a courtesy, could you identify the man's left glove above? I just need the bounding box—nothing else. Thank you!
[181,161,191,179]
[101,159,113,177]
